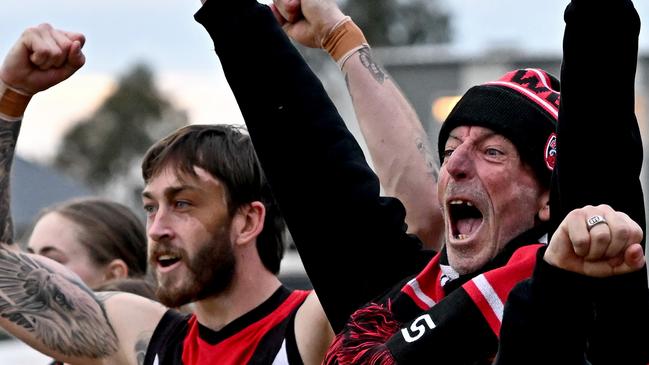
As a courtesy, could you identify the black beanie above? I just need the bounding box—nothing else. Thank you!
[438,68,560,188]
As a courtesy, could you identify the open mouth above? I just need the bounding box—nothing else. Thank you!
[157,254,181,268]
[448,199,483,241]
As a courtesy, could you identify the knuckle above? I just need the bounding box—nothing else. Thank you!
[36,23,53,32]
[572,236,589,249]
[590,229,610,243]
[595,203,613,211]
[615,225,631,241]
[23,26,39,37]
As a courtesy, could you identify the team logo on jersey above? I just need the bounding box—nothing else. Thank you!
[544,133,557,170]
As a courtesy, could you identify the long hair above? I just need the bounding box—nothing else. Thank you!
[33,198,147,277]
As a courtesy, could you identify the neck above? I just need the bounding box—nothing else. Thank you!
[192,255,282,331]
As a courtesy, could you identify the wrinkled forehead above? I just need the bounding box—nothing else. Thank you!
[446,125,515,147]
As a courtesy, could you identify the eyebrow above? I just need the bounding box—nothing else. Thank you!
[142,185,201,200]
[448,130,501,144]
[30,246,63,256]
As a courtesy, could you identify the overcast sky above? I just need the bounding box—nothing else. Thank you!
[2,0,647,161]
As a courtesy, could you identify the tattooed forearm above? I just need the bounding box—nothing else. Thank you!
[0,249,119,358]
[0,120,21,244]
[358,47,387,84]
[415,135,439,181]
[135,331,152,365]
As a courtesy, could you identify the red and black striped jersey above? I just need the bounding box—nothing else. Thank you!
[143,287,310,365]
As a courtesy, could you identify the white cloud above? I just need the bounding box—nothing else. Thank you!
[17,74,116,163]
[158,69,244,127]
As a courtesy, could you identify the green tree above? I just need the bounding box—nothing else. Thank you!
[54,63,187,207]
[341,0,451,46]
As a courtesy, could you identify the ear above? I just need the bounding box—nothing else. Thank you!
[231,201,266,247]
[104,259,129,281]
[537,190,550,222]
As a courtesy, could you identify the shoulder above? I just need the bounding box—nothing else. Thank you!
[97,292,169,365]
[293,291,334,365]
[140,309,191,365]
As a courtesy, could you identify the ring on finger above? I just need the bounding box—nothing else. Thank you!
[586,215,608,231]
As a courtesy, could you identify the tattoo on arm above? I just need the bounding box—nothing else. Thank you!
[358,47,388,84]
[0,120,21,244]
[135,331,152,365]
[0,250,119,358]
[344,73,355,103]
[416,135,439,181]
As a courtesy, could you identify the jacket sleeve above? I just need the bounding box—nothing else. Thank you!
[494,248,592,365]
[555,1,649,364]
[194,0,427,333]
[506,1,649,364]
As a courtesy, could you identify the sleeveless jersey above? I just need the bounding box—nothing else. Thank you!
[143,287,310,365]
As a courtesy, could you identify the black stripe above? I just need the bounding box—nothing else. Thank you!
[198,286,291,345]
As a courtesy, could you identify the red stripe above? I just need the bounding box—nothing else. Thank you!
[402,282,431,310]
[182,290,310,365]
[401,253,445,306]
[486,68,560,118]
[464,244,543,337]
[463,279,502,336]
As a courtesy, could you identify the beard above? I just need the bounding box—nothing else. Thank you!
[155,224,236,308]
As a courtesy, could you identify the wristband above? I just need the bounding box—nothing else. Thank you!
[0,80,31,121]
[336,44,370,70]
[322,17,368,68]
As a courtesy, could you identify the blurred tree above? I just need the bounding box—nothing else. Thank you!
[54,63,187,209]
[298,0,452,71]
[341,0,451,46]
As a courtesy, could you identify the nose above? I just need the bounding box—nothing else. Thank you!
[147,208,174,243]
[443,144,474,180]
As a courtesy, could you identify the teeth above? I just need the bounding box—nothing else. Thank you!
[158,254,178,261]
[449,200,473,206]
[455,234,469,240]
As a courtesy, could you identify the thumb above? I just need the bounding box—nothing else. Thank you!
[62,31,85,48]
[271,3,288,26]
[66,40,86,69]
[611,244,646,275]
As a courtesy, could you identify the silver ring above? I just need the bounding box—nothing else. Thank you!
[586,215,607,231]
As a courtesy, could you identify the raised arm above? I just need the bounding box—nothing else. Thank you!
[273,0,443,250]
[0,22,87,247]
[0,24,166,365]
[497,0,649,363]
[196,0,429,332]
[496,204,645,365]
[552,1,648,363]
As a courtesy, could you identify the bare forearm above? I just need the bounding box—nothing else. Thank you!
[275,0,443,249]
[343,50,442,250]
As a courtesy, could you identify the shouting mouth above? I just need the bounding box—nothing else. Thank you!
[155,253,182,273]
[448,199,484,241]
